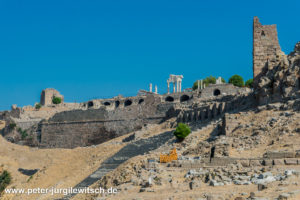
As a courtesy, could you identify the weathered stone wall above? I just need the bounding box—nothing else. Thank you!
[168,156,300,169]
[40,95,175,148]
[200,84,249,98]
[253,17,283,86]
[177,93,255,124]
[40,88,64,106]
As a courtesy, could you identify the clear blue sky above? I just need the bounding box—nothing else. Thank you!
[0,0,299,110]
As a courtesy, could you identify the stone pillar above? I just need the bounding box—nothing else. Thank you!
[173,82,176,93]
[155,85,158,94]
[179,81,182,92]
[167,81,170,94]
[176,80,179,92]
[201,80,203,89]
[197,80,200,92]
[149,83,152,92]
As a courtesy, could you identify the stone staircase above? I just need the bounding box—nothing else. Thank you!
[57,130,174,200]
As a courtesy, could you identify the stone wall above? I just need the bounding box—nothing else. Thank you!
[40,88,64,106]
[168,157,300,169]
[200,84,249,98]
[253,17,283,87]
[39,95,175,148]
[177,93,254,124]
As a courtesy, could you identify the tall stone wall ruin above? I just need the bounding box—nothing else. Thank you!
[253,17,283,86]
[40,88,64,106]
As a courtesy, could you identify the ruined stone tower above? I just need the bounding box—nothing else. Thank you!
[253,17,282,86]
[40,88,64,106]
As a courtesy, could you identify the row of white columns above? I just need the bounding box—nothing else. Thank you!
[149,83,158,94]
[197,80,205,92]
[167,80,182,94]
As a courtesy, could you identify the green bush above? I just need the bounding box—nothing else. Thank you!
[52,96,62,104]
[0,170,11,194]
[193,76,226,90]
[245,79,253,88]
[8,123,16,130]
[228,75,244,87]
[17,128,28,140]
[35,103,42,110]
[173,123,191,139]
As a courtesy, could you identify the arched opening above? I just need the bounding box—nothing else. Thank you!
[213,89,221,96]
[103,102,111,106]
[124,99,132,107]
[115,101,120,108]
[261,30,265,36]
[88,101,94,108]
[180,95,189,102]
[165,96,174,102]
[138,99,144,104]
[298,77,300,89]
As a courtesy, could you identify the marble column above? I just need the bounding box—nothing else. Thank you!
[173,82,176,93]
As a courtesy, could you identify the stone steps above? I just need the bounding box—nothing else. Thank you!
[56,130,174,200]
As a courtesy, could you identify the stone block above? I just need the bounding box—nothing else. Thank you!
[284,158,298,165]
[250,160,262,167]
[273,159,284,165]
[258,183,268,191]
[264,151,295,159]
[234,197,245,200]
[240,160,250,167]
[263,159,273,166]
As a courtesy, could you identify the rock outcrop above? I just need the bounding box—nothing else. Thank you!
[256,42,300,104]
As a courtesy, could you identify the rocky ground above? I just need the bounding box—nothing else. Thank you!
[74,102,300,200]
[1,102,300,200]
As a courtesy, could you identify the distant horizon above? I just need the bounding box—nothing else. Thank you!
[1,0,300,111]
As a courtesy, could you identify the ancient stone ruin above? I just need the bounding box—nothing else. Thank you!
[40,88,64,106]
[1,17,300,200]
[0,17,299,151]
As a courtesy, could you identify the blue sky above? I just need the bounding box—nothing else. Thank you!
[0,0,299,110]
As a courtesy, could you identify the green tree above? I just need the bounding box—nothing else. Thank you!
[35,103,42,110]
[17,128,28,140]
[8,123,16,130]
[173,123,191,140]
[221,77,226,83]
[0,170,11,194]
[193,76,219,90]
[52,96,62,104]
[193,76,226,90]
[228,75,244,87]
[245,79,253,88]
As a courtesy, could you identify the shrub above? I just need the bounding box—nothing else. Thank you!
[35,103,42,110]
[245,78,253,88]
[8,123,16,130]
[0,170,11,194]
[173,123,191,140]
[193,76,218,90]
[228,75,244,87]
[52,96,62,104]
[17,128,28,140]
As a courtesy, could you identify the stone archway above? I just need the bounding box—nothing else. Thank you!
[213,89,221,96]
[180,95,189,102]
[165,96,174,102]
